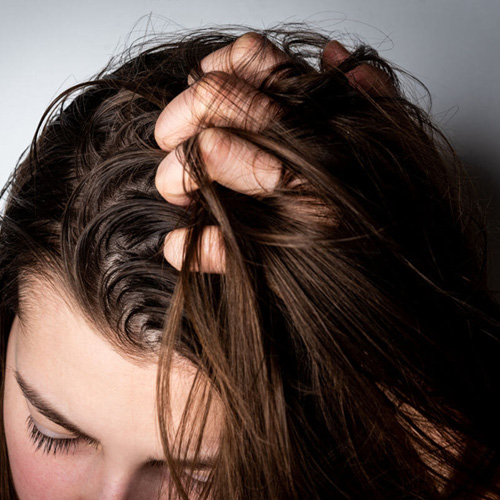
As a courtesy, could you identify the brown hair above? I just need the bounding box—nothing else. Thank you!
[2,23,500,499]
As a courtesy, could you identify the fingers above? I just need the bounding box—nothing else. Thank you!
[164,226,225,273]
[156,33,290,274]
[347,63,394,97]
[155,33,288,153]
[156,36,393,152]
[322,40,395,97]
[158,34,394,275]
[188,32,290,88]
[155,127,282,205]
[322,40,352,67]
[155,71,280,152]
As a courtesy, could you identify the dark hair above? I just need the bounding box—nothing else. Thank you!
[2,23,500,499]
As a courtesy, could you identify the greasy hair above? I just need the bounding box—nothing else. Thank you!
[2,23,500,499]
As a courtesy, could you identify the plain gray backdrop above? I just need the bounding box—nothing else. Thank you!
[1,0,499,287]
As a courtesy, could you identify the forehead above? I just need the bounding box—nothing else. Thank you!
[13,275,217,458]
[16,274,161,371]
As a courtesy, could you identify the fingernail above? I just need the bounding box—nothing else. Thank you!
[163,230,186,271]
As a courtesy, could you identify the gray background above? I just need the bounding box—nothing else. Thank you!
[1,0,499,289]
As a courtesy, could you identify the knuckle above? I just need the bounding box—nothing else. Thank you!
[192,71,232,103]
[197,128,231,166]
[231,33,269,73]
[190,71,231,121]
[191,71,252,124]
[233,32,266,55]
[200,69,231,85]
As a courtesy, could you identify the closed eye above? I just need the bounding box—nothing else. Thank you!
[147,458,212,485]
[25,415,96,455]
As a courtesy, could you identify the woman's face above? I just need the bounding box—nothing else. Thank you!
[3,277,220,499]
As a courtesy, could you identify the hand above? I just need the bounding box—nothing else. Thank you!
[322,40,395,97]
[154,33,393,273]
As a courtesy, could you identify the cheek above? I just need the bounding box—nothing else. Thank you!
[7,437,90,500]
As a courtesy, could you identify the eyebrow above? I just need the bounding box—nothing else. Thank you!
[14,369,217,469]
[14,369,100,445]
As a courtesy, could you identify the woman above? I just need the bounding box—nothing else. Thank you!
[1,24,500,499]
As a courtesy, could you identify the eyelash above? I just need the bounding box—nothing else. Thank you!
[147,459,211,485]
[26,415,94,455]
[25,415,212,484]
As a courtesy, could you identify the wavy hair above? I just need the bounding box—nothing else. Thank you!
[1,23,500,499]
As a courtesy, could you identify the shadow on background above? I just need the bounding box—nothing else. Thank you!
[462,156,500,296]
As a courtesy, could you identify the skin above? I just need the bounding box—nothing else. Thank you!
[3,277,220,499]
[3,34,390,498]
[154,33,391,273]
